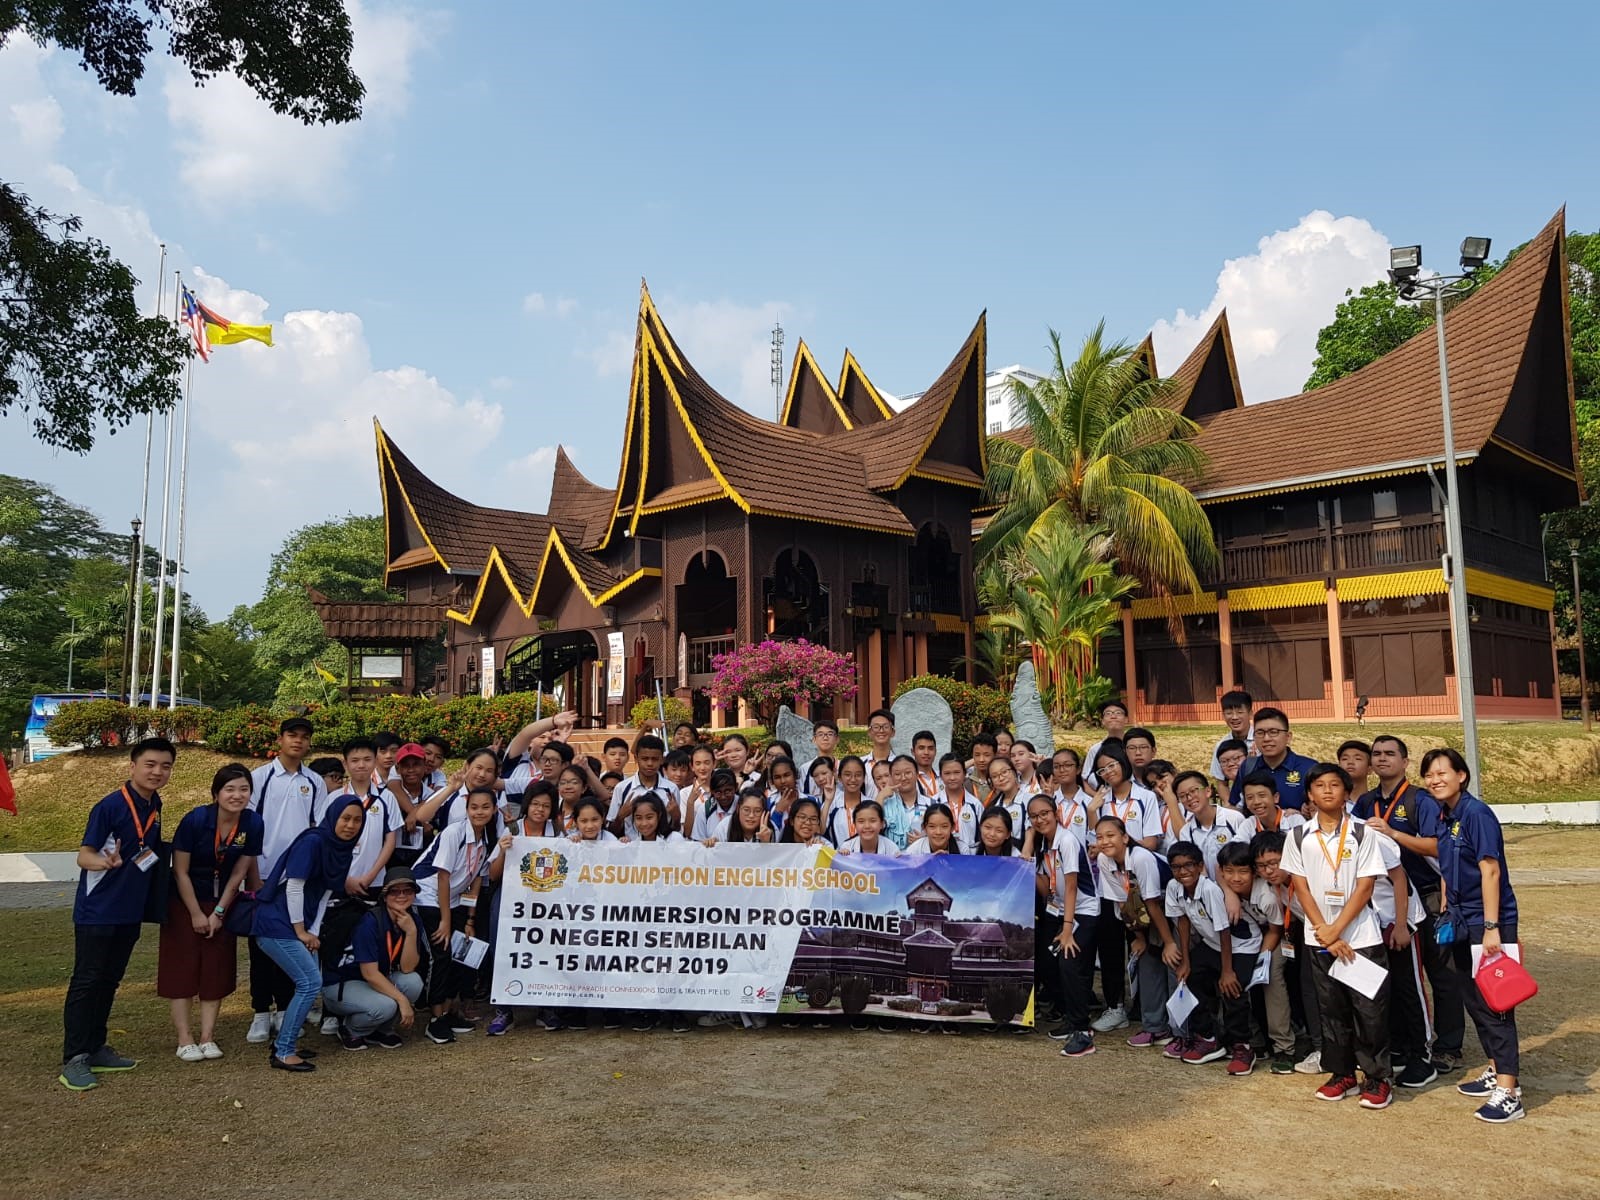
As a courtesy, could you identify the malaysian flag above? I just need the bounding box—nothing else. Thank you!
[180,285,212,362]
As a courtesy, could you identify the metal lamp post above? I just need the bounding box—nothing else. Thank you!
[1389,236,1493,788]
[1571,538,1591,732]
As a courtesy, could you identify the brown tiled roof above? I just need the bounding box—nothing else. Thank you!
[779,341,854,435]
[547,446,614,548]
[1164,311,1243,419]
[836,351,893,426]
[1191,209,1569,499]
[307,589,448,641]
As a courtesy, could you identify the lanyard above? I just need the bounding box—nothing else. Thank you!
[1377,781,1408,824]
[1058,794,1083,829]
[1259,807,1281,833]
[213,811,239,873]
[1315,818,1351,877]
[1044,848,1063,905]
[121,786,158,847]
[462,836,486,881]
[1111,792,1139,825]
[385,929,404,968]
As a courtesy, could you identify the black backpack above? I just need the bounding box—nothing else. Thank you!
[318,898,377,975]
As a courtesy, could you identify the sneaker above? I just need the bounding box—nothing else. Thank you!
[1315,1074,1360,1102]
[367,1031,403,1049]
[448,1014,477,1035]
[1473,1086,1526,1124]
[1457,1066,1522,1099]
[670,1017,692,1033]
[487,1010,514,1037]
[425,1017,456,1045]
[1431,1050,1464,1074]
[601,1015,624,1030]
[1226,1044,1257,1076]
[1047,1024,1075,1041]
[631,1014,659,1032]
[338,1027,368,1051]
[537,1013,565,1031]
[58,1054,98,1091]
[320,1016,340,1036]
[1091,1005,1129,1033]
[697,1012,737,1028]
[246,1012,273,1044]
[1162,1037,1191,1060]
[1271,1056,1296,1075]
[198,1041,223,1060]
[88,1045,136,1072]
[175,1044,205,1063]
[1359,1079,1393,1110]
[1398,1059,1438,1089]
[1059,1031,1096,1058]
[1182,1037,1227,1065]
[1127,1030,1167,1049]
[1294,1049,1324,1075]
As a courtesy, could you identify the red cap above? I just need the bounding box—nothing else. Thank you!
[396,742,426,762]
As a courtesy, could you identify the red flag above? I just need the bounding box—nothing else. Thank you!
[0,756,14,814]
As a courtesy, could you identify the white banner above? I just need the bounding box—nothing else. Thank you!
[606,631,625,701]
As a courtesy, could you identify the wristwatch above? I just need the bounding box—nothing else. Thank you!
[1482,921,1499,931]
[213,904,227,917]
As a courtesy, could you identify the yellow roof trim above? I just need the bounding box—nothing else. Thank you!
[638,283,684,373]
[637,491,725,517]
[1130,592,1219,619]
[645,327,749,513]
[908,467,984,489]
[1336,570,1447,602]
[746,505,915,537]
[374,419,449,574]
[446,533,660,626]
[780,340,854,430]
[885,334,979,491]
[596,329,645,552]
[1487,435,1577,481]
[931,613,970,634]
[447,546,529,625]
[838,349,894,420]
[1464,568,1555,611]
[1226,581,1327,612]
[1197,458,1473,505]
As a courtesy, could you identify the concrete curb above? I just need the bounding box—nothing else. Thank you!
[0,852,79,883]
[1496,801,1600,825]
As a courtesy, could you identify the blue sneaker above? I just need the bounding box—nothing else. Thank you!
[486,1009,513,1037]
[1473,1087,1526,1124]
[58,1055,98,1091]
[1058,1031,1096,1058]
[1456,1067,1498,1098]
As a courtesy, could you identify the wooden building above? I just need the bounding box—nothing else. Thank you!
[359,286,990,725]
[1076,209,1580,723]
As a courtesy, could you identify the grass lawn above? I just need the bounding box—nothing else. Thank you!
[2,828,1596,1200]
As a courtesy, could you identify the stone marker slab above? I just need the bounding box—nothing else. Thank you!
[891,687,954,761]
[774,704,817,774]
[1011,662,1055,753]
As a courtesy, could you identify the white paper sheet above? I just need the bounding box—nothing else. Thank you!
[1329,952,1388,1000]
[1469,942,1523,974]
[1125,950,1140,1002]
[450,931,489,969]
[1166,980,1199,1027]
[1247,954,1273,990]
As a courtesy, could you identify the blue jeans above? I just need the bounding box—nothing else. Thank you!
[258,937,322,1059]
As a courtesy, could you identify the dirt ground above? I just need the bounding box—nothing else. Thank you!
[2,828,1597,1200]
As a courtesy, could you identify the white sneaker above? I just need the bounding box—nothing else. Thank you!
[198,1041,223,1060]
[1294,1049,1323,1075]
[1091,1005,1130,1033]
[696,1012,736,1028]
[175,1044,205,1062]
[306,1006,322,1026]
[320,1017,340,1036]
[246,1013,272,1044]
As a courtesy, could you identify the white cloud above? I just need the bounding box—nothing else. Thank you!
[657,297,793,413]
[522,292,577,318]
[582,328,635,378]
[10,94,63,149]
[500,445,560,503]
[163,0,435,210]
[1150,211,1393,402]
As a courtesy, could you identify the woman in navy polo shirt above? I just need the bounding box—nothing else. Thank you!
[1421,747,1525,1124]
[252,795,363,1072]
[158,764,263,1062]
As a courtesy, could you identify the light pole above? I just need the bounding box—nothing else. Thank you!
[1571,538,1591,733]
[1389,236,1493,788]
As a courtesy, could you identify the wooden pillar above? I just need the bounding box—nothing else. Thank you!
[1218,598,1234,692]
[914,633,930,676]
[1549,609,1564,719]
[711,698,728,730]
[964,623,976,685]
[795,696,811,718]
[737,698,753,728]
[887,630,906,698]
[865,630,884,715]
[1326,584,1347,720]
[1121,606,1138,720]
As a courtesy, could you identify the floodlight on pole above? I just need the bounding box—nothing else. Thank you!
[1388,245,1422,287]
[1459,237,1492,272]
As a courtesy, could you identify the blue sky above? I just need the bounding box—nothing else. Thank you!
[3,1,1597,620]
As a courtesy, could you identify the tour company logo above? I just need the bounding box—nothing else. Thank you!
[520,847,570,892]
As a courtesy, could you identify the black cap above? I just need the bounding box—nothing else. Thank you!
[280,716,314,735]
[380,866,417,894]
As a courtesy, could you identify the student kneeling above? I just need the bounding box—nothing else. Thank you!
[320,868,425,1051]
[1165,841,1253,1069]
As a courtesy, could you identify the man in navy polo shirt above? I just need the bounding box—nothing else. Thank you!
[59,737,175,1091]
[1227,706,1316,812]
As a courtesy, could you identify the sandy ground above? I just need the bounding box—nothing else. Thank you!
[2,828,1597,1200]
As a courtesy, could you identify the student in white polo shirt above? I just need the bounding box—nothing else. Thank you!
[1091,744,1161,852]
[1091,814,1175,1040]
[246,717,327,1046]
[934,753,982,853]
[1281,762,1393,1111]
[1174,771,1249,880]
[608,734,680,838]
[1163,840,1235,1067]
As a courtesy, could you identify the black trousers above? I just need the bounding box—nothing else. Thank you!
[1310,944,1391,1082]
[248,935,294,1012]
[1053,913,1097,1032]
[1385,933,1431,1064]
[1035,910,1066,1016]
[1187,943,1256,1045]
[1095,900,1129,1008]
[418,904,472,1008]
[62,924,142,1062]
[1453,921,1520,1077]
[1288,918,1319,1049]
[1416,888,1466,1056]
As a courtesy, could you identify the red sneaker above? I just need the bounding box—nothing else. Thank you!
[1226,1044,1256,1076]
[1181,1037,1227,1065]
[1358,1078,1393,1110]
[1315,1074,1360,1102]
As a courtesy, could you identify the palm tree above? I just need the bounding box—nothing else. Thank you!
[979,322,1218,596]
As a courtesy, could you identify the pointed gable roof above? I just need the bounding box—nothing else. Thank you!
[1164,311,1244,419]
[547,447,615,548]
[1191,208,1577,500]
[779,341,854,435]
[836,350,894,426]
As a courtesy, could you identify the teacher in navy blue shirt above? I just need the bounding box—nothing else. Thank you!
[59,737,174,1092]
[1227,707,1317,812]
[157,763,263,1063]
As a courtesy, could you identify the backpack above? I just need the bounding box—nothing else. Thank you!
[318,898,377,975]
[1291,821,1366,855]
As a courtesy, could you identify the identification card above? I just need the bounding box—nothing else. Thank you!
[1282,942,1296,960]
[1046,902,1064,918]
[133,846,158,873]
[1323,889,1345,913]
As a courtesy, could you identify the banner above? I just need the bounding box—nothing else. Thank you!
[492,840,1036,1025]
[606,631,625,701]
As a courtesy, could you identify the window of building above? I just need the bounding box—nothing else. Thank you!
[1373,489,1399,521]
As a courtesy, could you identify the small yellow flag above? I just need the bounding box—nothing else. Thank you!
[206,320,273,348]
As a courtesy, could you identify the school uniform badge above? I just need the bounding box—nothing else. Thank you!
[1285,771,1302,784]
[521,847,570,892]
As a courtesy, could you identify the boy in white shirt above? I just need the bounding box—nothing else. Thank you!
[934,753,982,853]
[1173,770,1249,880]
[1220,840,1283,1076]
[1281,763,1393,1110]
[1366,824,1435,1089]
[1238,770,1305,840]
[1163,840,1239,1067]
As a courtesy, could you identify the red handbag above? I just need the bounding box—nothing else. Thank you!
[1475,950,1538,1012]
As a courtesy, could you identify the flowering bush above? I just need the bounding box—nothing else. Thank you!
[705,638,857,728]
[45,700,207,749]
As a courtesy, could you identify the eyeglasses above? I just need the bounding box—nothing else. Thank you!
[386,886,417,896]
[1254,727,1288,737]
[868,723,893,733]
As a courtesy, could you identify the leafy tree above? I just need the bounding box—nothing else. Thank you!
[187,622,274,708]
[1302,281,1434,391]
[1,0,363,453]
[979,323,1217,596]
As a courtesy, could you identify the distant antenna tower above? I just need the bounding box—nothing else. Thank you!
[770,321,785,419]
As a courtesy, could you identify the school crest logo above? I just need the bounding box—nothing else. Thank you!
[520,848,569,892]
[1396,806,1408,820]
[1285,771,1302,785]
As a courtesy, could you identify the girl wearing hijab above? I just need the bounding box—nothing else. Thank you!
[252,795,364,1072]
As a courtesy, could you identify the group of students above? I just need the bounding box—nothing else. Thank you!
[58,693,1527,1124]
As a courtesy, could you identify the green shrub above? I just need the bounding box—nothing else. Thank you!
[198,704,283,757]
[891,675,1013,756]
[44,699,137,749]
[628,694,695,731]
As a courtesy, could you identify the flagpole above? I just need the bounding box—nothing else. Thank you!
[168,356,193,710]
[128,243,166,704]
[148,272,180,707]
